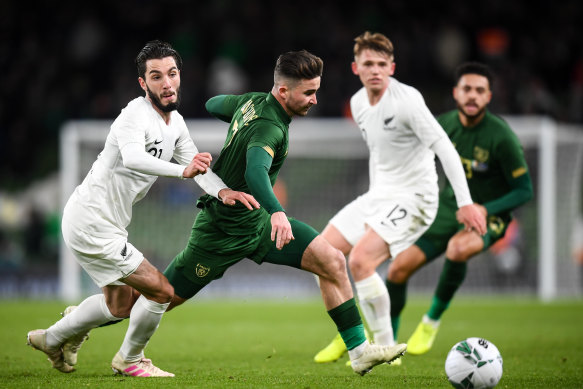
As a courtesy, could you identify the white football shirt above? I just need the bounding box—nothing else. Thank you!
[350,77,445,194]
[66,96,225,235]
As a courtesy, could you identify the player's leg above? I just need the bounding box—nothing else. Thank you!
[348,228,395,347]
[312,224,354,363]
[110,257,175,377]
[386,244,428,340]
[298,234,405,375]
[407,230,485,355]
[261,219,406,375]
[428,230,486,320]
[27,224,137,372]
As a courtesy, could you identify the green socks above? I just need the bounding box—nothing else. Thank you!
[386,280,407,339]
[327,298,366,350]
[428,259,467,320]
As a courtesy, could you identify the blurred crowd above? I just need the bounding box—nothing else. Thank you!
[0,0,582,280]
[2,0,582,191]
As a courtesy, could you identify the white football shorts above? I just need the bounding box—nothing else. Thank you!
[329,190,438,258]
[61,216,144,288]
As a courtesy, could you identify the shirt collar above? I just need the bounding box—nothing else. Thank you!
[267,92,292,125]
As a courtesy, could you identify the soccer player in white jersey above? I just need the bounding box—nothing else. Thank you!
[313,31,486,365]
[26,40,259,377]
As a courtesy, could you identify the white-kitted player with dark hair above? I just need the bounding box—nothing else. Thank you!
[313,31,487,365]
[27,40,258,377]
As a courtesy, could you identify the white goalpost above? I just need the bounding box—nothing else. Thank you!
[59,116,583,301]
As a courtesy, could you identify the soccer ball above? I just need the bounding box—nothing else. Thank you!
[445,337,503,389]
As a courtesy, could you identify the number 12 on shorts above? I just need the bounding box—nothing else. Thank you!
[380,204,408,227]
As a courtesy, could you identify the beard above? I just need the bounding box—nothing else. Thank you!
[457,101,486,121]
[287,102,313,117]
[147,85,182,113]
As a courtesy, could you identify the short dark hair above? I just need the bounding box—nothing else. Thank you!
[135,40,183,79]
[274,50,323,86]
[454,62,494,87]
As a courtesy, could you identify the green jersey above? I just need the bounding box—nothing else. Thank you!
[437,110,530,221]
[197,92,290,234]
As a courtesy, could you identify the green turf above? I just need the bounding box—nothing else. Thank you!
[2,297,582,388]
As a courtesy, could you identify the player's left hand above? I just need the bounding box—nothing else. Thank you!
[218,188,260,210]
[456,203,487,235]
[271,211,294,250]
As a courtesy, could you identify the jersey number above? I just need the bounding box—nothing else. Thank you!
[148,147,163,159]
[380,205,408,227]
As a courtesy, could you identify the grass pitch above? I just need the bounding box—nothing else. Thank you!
[2,297,582,388]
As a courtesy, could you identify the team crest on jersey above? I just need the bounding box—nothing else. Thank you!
[195,263,210,278]
[383,116,396,130]
[473,146,489,163]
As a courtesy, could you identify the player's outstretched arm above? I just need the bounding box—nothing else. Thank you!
[456,203,487,235]
[218,188,260,210]
[182,152,212,178]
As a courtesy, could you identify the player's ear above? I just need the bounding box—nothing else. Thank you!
[278,85,289,100]
[351,62,358,75]
[138,77,147,93]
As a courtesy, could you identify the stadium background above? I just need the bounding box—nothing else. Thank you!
[0,0,582,299]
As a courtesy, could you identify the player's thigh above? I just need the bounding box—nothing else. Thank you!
[365,192,438,258]
[447,215,510,261]
[164,247,240,300]
[262,218,319,269]
[321,223,353,256]
[121,257,173,301]
[415,203,461,263]
[350,227,391,271]
[389,244,428,283]
[62,220,145,288]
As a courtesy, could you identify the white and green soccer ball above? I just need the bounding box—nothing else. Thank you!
[444,337,503,389]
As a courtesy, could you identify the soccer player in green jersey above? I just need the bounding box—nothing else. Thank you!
[162,50,406,375]
[387,62,534,355]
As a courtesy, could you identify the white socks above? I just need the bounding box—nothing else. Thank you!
[119,295,169,362]
[46,294,121,347]
[354,273,395,346]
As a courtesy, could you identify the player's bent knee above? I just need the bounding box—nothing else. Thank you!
[319,248,347,280]
[388,264,410,284]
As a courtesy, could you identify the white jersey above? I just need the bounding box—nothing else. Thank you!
[65,97,224,236]
[350,77,445,195]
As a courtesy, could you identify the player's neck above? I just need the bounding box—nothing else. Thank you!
[366,88,387,106]
[147,97,172,125]
[366,87,387,106]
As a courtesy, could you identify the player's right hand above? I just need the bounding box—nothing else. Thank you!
[183,152,212,178]
[218,188,261,210]
[271,211,294,250]
[456,203,487,235]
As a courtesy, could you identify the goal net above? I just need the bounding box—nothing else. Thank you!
[59,117,583,301]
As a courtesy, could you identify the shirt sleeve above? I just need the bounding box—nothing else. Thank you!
[431,137,474,207]
[403,88,446,149]
[120,142,185,178]
[172,125,228,199]
[205,95,239,123]
[483,135,534,214]
[483,173,534,215]
[244,146,285,214]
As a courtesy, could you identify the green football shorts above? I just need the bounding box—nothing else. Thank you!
[416,202,510,262]
[164,212,319,299]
